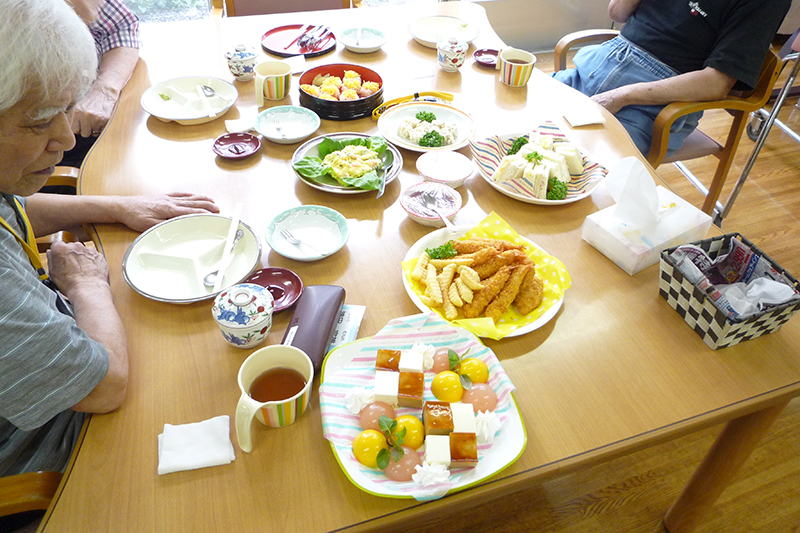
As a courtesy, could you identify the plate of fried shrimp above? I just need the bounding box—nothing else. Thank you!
[400,213,571,339]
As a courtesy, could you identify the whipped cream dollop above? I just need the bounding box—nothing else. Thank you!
[344,386,374,415]
[412,461,451,486]
[406,342,435,371]
[475,410,502,444]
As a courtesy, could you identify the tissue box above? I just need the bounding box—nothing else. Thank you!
[659,233,800,349]
[581,186,712,275]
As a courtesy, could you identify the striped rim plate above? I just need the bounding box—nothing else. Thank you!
[469,122,608,205]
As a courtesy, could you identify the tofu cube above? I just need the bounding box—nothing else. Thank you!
[449,432,478,469]
[376,349,401,372]
[373,370,399,406]
[450,402,477,434]
[424,435,451,467]
[397,371,424,408]
[423,401,454,436]
[398,351,424,373]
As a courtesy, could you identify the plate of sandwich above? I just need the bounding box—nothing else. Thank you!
[469,122,608,205]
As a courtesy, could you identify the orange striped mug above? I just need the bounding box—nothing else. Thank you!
[496,48,537,87]
[235,344,314,452]
[254,60,292,105]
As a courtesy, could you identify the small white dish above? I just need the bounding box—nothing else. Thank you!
[255,105,320,145]
[339,27,387,54]
[266,205,349,262]
[400,182,462,227]
[408,15,479,49]
[122,213,261,304]
[140,76,238,126]
[416,150,476,188]
[377,102,476,153]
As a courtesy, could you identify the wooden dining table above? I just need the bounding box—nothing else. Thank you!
[40,3,800,532]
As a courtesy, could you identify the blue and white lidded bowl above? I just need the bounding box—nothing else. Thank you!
[225,44,258,82]
[212,283,274,348]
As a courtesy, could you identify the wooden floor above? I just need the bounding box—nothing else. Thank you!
[416,52,800,533]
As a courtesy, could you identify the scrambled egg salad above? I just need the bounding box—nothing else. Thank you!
[292,136,391,190]
[323,145,381,181]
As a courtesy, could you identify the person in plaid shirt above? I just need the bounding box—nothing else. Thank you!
[62,0,140,167]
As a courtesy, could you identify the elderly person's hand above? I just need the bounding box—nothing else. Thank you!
[72,87,116,137]
[46,241,111,297]
[115,192,221,233]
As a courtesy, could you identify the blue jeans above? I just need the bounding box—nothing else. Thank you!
[552,36,702,157]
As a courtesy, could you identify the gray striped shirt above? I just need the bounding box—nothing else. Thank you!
[0,196,109,476]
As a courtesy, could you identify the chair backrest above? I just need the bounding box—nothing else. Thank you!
[0,471,62,517]
[224,0,346,17]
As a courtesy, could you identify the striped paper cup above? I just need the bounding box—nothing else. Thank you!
[497,48,536,87]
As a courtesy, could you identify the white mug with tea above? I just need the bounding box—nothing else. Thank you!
[235,344,314,453]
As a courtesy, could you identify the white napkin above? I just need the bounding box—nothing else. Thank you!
[157,415,236,475]
[225,117,256,134]
[283,54,307,75]
[563,106,606,127]
[605,156,659,228]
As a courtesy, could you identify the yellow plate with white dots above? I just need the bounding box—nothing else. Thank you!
[400,212,570,340]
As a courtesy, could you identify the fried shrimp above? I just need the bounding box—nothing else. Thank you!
[515,268,544,314]
[473,249,528,280]
[485,263,531,323]
[453,238,523,254]
[462,266,513,318]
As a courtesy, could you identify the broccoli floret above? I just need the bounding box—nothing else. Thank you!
[546,177,568,200]
[419,130,444,147]
[507,136,528,155]
[415,111,436,123]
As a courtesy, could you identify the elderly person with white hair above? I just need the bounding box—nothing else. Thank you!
[0,0,219,479]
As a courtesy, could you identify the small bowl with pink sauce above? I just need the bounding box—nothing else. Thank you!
[400,182,462,228]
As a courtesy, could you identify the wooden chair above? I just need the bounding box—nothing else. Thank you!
[35,166,92,254]
[0,471,62,518]
[554,30,782,221]
[223,0,347,17]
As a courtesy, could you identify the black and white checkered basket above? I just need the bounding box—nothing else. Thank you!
[659,233,800,349]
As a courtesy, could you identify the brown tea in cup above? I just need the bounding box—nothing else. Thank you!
[249,367,307,402]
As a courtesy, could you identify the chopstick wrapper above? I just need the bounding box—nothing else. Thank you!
[157,415,235,475]
[401,212,572,340]
[581,157,712,275]
[319,313,518,501]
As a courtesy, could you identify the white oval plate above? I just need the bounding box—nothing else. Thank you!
[291,133,402,194]
[377,102,476,153]
[255,105,320,145]
[140,76,238,126]
[319,321,525,499]
[470,127,608,205]
[402,226,563,337]
[339,27,387,53]
[266,205,349,262]
[122,213,261,304]
[408,15,479,49]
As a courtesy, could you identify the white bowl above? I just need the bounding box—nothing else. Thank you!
[400,182,462,227]
[266,205,349,262]
[255,105,320,145]
[416,150,476,188]
[339,27,387,53]
[140,76,238,125]
[122,213,261,304]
